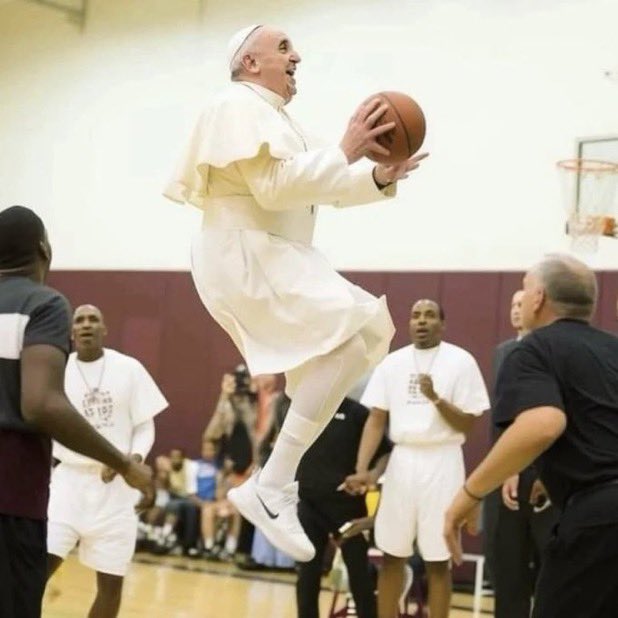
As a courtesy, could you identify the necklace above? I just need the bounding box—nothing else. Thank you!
[75,352,106,394]
[412,344,441,375]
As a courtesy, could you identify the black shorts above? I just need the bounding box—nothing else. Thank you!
[533,484,618,618]
[0,513,47,618]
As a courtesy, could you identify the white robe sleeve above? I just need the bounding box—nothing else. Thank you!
[164,84,396,212]
[236,144,396,212]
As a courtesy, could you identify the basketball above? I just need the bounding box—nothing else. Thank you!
[364,91,426,165]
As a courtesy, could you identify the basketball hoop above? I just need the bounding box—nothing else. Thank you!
[557,159,618,253]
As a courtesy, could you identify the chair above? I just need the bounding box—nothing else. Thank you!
[328,546,425,618]
[460,553,492,618]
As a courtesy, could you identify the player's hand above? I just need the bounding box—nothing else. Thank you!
[121,457,153,494]
[443,488,481,566]
[374,152,429,185]
[340,98,396,164]
[529,479,551,512]
[338,517,375,543]
[338,471,372,495]
[418,374,438,401]
[502,475,520,511]
[103,453,143,484]
[134,485,156,514]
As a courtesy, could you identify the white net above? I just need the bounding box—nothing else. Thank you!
[557,159,618,254]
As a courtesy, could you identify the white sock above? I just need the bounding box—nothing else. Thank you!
[204,537,214,550]
[258,412,318,489]
[225,537,238,554]
[258,335,368,490]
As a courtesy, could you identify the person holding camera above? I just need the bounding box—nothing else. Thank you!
[205,366,260,559]
[204,365,258,482]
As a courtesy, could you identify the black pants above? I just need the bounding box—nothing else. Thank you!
[237,517,255,555]
[296,489,376,618]
[533,483,618,618]
[166,498,200,550]
[0,514,47,618]
[484,475,559,618]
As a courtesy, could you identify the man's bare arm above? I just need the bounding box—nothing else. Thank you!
[444,406,566,564]
[433,398,476,434]
[355,408,388,473]
[418,373,477,434]
[464,406,566,498]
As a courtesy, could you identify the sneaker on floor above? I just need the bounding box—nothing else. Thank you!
[235,555,264,571]
[202,547,218,561]
[217,549,234,562]
[185,546,201,559]
[228,474,315,562]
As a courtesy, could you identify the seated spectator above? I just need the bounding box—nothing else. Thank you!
[194,439,241,560]
[251,528,295,570]
[138,468,172,550]
[163,448,200,557]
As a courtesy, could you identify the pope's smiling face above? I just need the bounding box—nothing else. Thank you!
[245,27,301,103]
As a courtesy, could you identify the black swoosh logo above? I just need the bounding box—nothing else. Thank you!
[256,493,279,519]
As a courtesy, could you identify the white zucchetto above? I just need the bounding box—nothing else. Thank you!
[227,24,263,70]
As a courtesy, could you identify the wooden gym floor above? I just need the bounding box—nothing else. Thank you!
[43,552,494,617]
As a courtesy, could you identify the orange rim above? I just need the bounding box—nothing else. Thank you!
[557,159,618,173]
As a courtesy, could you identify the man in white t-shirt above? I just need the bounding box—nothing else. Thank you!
[47,305,168,618]
[348,299,489,618]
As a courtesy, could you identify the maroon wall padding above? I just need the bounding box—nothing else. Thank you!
[48,269,618,561]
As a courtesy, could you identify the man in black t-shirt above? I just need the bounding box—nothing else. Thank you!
[0,206,152,618]
[295,396,391,618]
[444,253,618,618]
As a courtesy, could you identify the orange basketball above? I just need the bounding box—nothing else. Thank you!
[364,91,426,165]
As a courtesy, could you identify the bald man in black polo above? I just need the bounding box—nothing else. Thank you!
[446,254,618,618]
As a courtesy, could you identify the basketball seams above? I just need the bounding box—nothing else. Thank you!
[361,90,424,163]
[380,92,412,159]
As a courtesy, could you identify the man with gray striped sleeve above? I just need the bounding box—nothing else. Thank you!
[0,205,152,618]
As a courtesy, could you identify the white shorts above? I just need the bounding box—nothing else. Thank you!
[374,443,464,561]
[47,464,139,576]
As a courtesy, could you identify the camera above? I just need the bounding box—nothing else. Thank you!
[233,364,251,394]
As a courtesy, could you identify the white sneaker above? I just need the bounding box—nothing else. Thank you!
[228,474,315,562]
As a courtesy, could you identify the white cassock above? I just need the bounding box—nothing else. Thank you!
[164,82,396,379]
